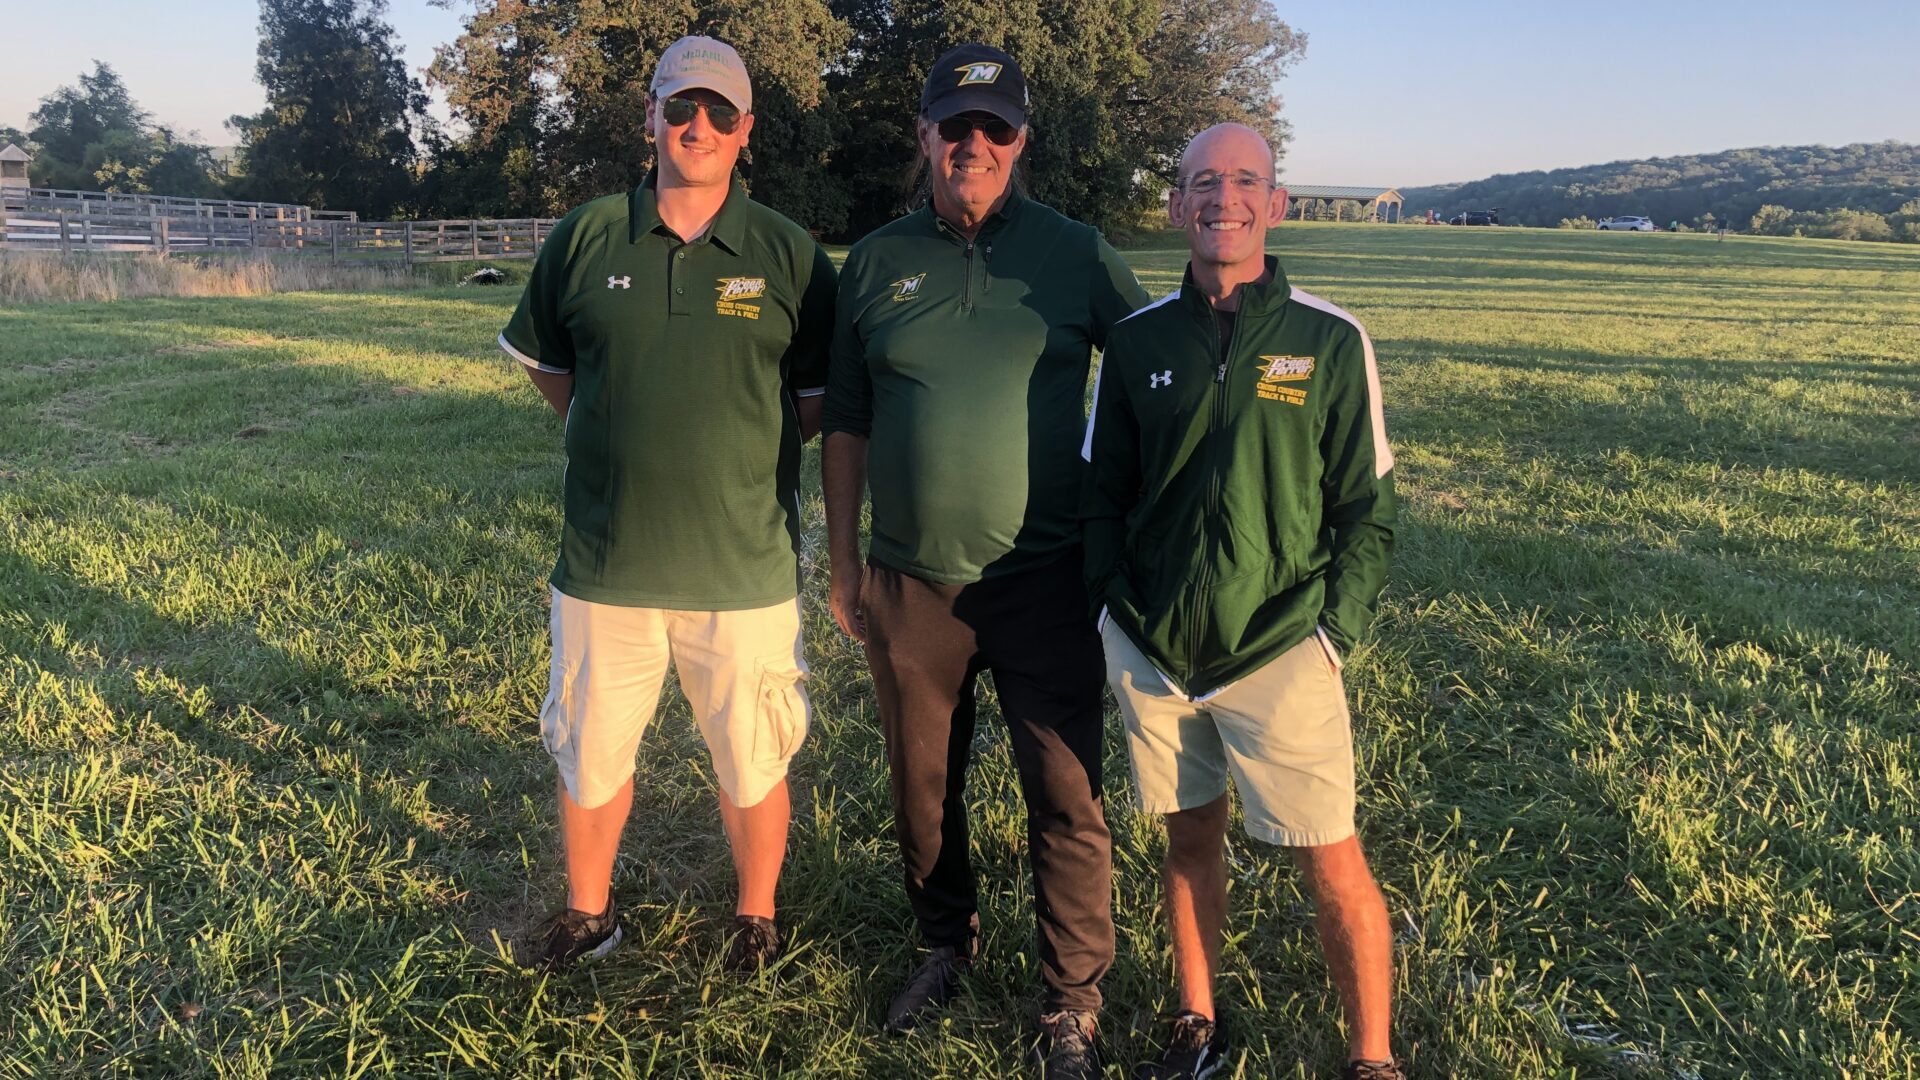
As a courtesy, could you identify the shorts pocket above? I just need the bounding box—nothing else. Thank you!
[753,657,810,767]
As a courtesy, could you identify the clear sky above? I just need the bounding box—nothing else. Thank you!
[3,1,1917,188]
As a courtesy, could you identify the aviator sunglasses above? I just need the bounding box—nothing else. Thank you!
[934,114,1020,146]
[660,96,744,134]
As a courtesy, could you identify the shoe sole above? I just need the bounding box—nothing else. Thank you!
[585,924,624,963]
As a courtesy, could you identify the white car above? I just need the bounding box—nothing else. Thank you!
[1599,215,1655,232]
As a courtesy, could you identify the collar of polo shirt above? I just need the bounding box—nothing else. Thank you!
[629,168,751,252]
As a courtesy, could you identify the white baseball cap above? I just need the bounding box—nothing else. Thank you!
[651,36,752,114]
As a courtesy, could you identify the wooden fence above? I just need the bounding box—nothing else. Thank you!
[1,197,557,263]
[14,186,357,223]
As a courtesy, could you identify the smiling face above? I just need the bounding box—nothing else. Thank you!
[1169,124,1289,274]
[919,111,1026,227]
[648,87,753,190]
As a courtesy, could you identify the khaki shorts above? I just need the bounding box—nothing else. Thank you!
[540,588,810,810]
[1101,619,1355,847]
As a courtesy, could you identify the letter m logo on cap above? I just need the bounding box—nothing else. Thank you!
[955,62,1002,85]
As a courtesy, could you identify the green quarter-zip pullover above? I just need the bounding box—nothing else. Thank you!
[500,172,838,609]
[822,194,1148,584]
[1081,257,1397,698]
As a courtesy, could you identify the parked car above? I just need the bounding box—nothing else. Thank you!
[1599,215,1655,232]
[1448,208,1501,226]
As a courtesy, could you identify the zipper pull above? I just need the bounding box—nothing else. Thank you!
[1216,362,1227,383]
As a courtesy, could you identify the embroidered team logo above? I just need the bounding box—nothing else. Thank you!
[716,277,766,301]
[955,62,1002,86]
[1148,370,1173,389]
[1256,355,1314,405]
[890,273,927,302]
[607,275,631,290]
[715,276,766,319]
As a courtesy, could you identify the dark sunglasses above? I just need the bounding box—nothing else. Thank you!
[660,96,743,134]
[934,115,1019,146]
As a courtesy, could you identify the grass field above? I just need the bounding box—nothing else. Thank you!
[2,223,1916,1079]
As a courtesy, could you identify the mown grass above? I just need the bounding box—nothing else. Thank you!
[1,224,1915,1078]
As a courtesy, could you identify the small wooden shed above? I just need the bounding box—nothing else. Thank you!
[0,143,28,192]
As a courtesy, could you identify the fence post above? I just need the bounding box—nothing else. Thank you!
[330,221,340,265]
[404,221,415,269]
[157,217,170,256]
[59,211,72,255]
[79,206,94,252]
[470,221,480,259]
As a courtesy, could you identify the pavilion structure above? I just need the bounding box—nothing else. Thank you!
[1284,184,1403,223]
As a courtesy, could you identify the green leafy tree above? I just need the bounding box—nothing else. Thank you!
[1749,204,1793,234]
[228,0,429,217]
[429,0,848,228]
[23,62,221,196]
[825,0,1305,239]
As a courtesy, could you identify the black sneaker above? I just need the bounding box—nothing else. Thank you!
[524,896,622,972]
[1032,1009,1100,1080]
[883,943,972,1035]
[1341,1060,1407,1080]
[1134,1011,1229,1079]
[723,914,781,975]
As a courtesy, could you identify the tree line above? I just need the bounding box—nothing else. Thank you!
[1401,142,1920,243]
[2,0,1305,241]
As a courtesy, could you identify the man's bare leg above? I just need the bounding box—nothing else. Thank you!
[1164,795,1231,1019]
[561,777,633,913]
[718,777,791,919]
[1293,835,1393,1062]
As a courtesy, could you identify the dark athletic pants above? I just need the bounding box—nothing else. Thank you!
[862,554,1115,1013]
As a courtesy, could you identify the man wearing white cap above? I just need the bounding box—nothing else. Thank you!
[498,35,838,974]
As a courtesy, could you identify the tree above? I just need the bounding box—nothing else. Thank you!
[1749,204,1793,234]
[429,0,848,228]
[824,0,1306,239]
[228,0,429,218]
[23,62,221,196]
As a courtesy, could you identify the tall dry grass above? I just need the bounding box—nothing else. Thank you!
[0,251,425,305]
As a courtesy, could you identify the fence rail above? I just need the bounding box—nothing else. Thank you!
[1,202,556,262]
[13,186,357,223]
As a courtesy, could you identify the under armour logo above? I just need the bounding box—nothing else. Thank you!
[1149,370,1173,389]
[607,276,631,289]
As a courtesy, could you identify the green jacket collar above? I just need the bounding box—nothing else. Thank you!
[629,169,748,254]
[1180,255,1291,316]
[923,188,1027,245]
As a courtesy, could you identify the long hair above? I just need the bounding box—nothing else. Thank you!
[904,116,1030,212]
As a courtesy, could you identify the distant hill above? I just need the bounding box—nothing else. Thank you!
[1401,141,1920,228]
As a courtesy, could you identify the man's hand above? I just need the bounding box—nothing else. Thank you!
[829,565,867,642]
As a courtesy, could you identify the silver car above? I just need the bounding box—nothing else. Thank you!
[1599,215,1656,232]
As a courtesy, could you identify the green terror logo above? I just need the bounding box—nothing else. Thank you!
[715,276,766,319]
[955,62,1002,85]
[1256,354,1314,405]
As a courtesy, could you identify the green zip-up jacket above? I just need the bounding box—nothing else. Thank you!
[1081,258,1397,698]
[822,194,1147,584]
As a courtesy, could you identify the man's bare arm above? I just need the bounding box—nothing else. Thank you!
[797,394,825,443]
[822,431,870,640]
[525,367,573,418]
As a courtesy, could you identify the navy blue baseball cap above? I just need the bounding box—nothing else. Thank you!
[922,44,1029,128]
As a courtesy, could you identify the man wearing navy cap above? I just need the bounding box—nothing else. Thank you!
[823,42,1148,1077]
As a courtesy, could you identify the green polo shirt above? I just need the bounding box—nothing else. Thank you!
[822,194,1148,584]
[500,172,837,609]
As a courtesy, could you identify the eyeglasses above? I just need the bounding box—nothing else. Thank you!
[660,96,743,135]
[934,115,1020,146]
[1180,171,1275,196]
